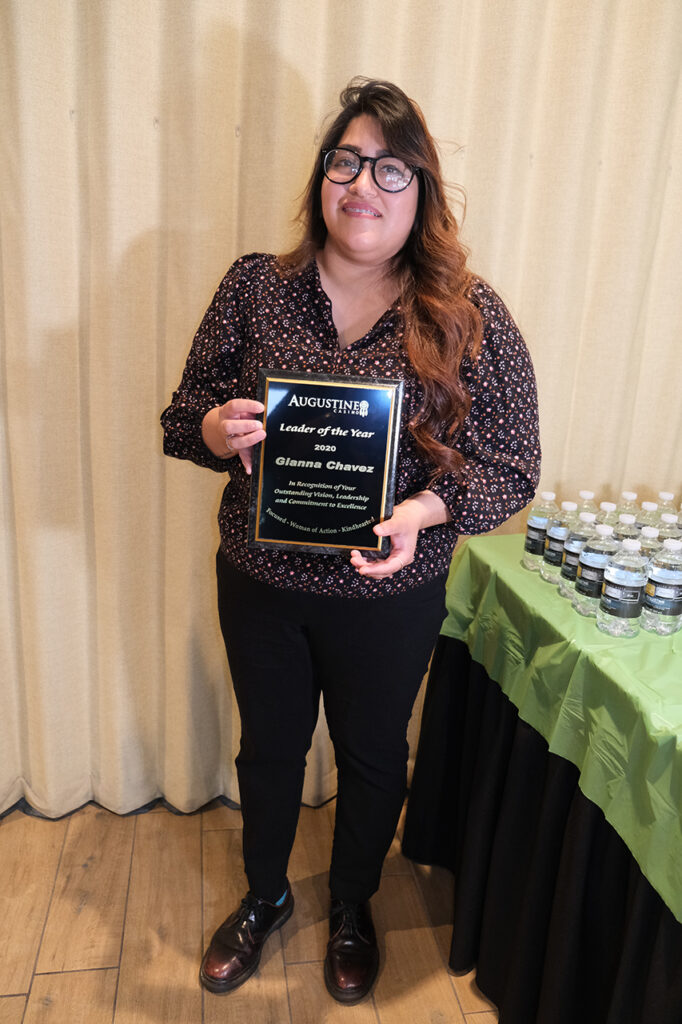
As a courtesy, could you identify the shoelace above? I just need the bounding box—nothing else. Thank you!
[336,902,360,926]
[333,901,370,941]
[229,893,279,943]
[238,891,286,924]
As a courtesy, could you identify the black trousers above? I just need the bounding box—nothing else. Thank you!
[216,550,447,904]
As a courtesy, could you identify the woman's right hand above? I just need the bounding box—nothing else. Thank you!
[201,399,266,475]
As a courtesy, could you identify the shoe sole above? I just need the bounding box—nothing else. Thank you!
[199,896,294,995]
[323,955,379,1005]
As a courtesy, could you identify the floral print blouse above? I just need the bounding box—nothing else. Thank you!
[161,254,540,598]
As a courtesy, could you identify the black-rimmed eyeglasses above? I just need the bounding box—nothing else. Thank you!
[322,147,418,193]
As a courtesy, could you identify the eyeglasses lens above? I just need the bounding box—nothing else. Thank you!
[324,150,413,192]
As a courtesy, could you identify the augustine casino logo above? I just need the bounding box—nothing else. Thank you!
[287,394,369,417]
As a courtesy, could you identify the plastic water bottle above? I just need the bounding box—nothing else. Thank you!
[540,502,578,583]
[641,539,682,635]
[657,491,676,518]
[617,491,639,518]
[522,491,559,571]
[636,501,658,530]
[573,525,619,617]
[577,490,598,514]
[558,513,597,598]
[638,527,661,560]
[613,513,639,543]
[596,539,648,637]
[658,514,681,542]
[597,501,618,527]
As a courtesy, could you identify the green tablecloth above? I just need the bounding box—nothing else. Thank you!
[442,534,682,923]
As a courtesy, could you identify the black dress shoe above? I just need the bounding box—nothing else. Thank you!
[324,898,379,1004]
[199,887,294,994]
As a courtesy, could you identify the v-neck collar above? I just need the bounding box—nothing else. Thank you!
[308,258,400,350]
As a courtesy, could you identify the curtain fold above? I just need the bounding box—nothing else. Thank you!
[1,0,680,817]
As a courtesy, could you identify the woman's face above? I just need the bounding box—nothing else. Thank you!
[320,114,419,269]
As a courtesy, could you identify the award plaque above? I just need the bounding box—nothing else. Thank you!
[248,369,403,555]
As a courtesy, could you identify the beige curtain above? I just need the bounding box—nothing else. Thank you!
[1,0,680,817]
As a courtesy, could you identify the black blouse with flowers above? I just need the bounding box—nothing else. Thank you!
[161,253,540,598]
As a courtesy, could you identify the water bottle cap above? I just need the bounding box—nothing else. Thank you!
[659,491,675,502]
[640,527,659,538]
[600,502,616,512]
[661,513,679,524]
[579,490,595,499]
[540,490,556,501]
[596,524,614,536]
[579,512,596,522]
[621,539,641,551]
[562,501,578,511]
[619,514,636,524]
[663,539,682,551]
[621,491,637,501]
[641,501,658,512]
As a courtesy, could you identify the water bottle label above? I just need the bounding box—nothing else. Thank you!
[524,525,546,555]
[560,550,580,581]
[575,563,604,598]
[643,581,682,616]
[543,535,565,566]
[600,582,644,618]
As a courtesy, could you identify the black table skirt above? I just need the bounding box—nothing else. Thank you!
[402,637,682,1024]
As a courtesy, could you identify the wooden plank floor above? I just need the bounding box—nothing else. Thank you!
[0,800,498,1024]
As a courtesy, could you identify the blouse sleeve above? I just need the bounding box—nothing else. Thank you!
[428,280,541,534]
[160,254,258,472]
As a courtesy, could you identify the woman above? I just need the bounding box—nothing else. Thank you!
[161,78,540,1004]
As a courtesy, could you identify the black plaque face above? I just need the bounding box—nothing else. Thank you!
[248,370,403,555]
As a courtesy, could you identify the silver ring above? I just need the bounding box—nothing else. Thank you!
[225,434,234,454]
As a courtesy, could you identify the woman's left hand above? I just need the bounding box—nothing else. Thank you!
[349,491,450,579]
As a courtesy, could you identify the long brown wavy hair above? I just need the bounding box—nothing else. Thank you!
[279,77,483,479]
